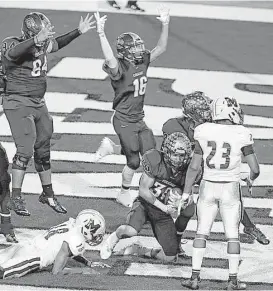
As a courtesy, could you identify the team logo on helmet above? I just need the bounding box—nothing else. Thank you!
[161,132,192,171]
[181,91,212,125]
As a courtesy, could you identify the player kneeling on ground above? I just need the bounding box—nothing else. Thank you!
[0,209,109,279]
[180,97,260,290]
[100,132,193,262]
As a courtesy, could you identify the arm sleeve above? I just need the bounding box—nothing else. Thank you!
[54,28,81,50]
[46,38,59,53]
[241,144,254,156]
[102,60,123,81]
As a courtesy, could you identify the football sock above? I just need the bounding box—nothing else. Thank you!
[121,165,135,189]
[11,169,25,195]
[191,269,201,280]
[227,240,240,276]
[241,210,255,228]
[42,184,54,197]
[11,188,21,199]
[229,274,238,283]
[192,246,206,272]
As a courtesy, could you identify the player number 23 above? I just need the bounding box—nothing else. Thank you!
[206,141,231,169]
[31,56,48,77]
[133,76,148,97]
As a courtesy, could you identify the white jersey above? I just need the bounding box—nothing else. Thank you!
[33,218,86,268]
[194,122,253,182]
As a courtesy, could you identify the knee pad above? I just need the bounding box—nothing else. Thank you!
[193,235,207,248]
[127,155,140,170]
[34,153,51,172]
[12,154,30,170]
[227,239,240,254]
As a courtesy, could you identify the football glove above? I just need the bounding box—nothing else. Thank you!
[156,5,170,25]
[78,13,96,34]
[178,193,193,216]
[166,204,178,219]
[240,172,254,195]
[94,12,107,35]
[34,24,55,45]
[167,188,182,208]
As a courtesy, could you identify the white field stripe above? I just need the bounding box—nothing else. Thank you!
[0,285,93,291]
[0,1,272,23]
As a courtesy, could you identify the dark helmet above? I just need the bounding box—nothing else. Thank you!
[116,32,145,64]
[161,132,192,172]
[22,12,51,46]
[181,91,212,125]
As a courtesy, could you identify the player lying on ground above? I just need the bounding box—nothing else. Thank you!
[96,90,269,245]
[94,6,169,208]
[1,12,95,216]
[180,97,260,290]
[0,209,109,279]
[100,132,195,262]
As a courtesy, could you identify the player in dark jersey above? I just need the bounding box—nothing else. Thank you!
[1,12,96,216]
[100,132,193,262]
[94,7,170,208]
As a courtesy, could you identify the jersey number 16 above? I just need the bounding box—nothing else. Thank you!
[133,76,147,97]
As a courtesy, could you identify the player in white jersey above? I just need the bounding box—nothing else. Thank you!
[180,97,260,290]
[0,209,108,279]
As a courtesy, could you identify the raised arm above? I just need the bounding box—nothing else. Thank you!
[94,12,119,75]
[150,5,170,63]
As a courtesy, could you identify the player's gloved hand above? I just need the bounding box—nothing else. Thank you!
[78,13,96,34]
[34,24,55,45]
[166,204,178,219]
[94,12,107,36]
[178,193,193,216]
[89,261,111,268]
[167,188,181,208]
[156,4,170,25]
[240,172,254,195]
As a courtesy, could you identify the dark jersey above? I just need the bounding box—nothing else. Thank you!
[103,50,150,123]
[1,37,56,108]
[141,149,186,205]
[0,53,5,94]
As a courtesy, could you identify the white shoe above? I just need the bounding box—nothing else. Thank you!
[94,137,115,162]
[100,233,119,260]
[116,188,132,207]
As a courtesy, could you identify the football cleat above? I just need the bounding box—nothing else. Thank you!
[8,197,30,216]
[100,233,119,260]
[5,233,18,243]
[107,0,121,10]
[181,277,201,290]
[243,226,270,245]
[94,137,115,162]
[126,2,145,12]
[227,280,246,290]
[116,188,132,207]
[39,193,67,214]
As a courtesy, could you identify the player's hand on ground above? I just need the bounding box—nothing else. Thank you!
[78,13,96,34]
[94,12,107,35]
[34,24,55,45]
[62,267,100,275]
[156,4,170,25]
[89,261,111,268]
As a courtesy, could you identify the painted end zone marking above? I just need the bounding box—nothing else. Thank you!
[0,285,94,291]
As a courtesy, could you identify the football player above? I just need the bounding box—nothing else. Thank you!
[1,12,95,216]
[94,6,170,208]
[180,97,260,290]
[0,209,108,279]
[100,132,193,262]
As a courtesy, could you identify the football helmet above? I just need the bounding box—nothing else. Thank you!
[162,132,192,171]
[211,97,244,125]
[116,32,145,64]
[75,209,106,246]
[181,91,212,125]
[21,12,51,46]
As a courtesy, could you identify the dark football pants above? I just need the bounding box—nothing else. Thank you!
[112,116,156,170]
[4,104,53,159]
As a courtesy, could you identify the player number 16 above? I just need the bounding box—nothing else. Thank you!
[133,76,148,97]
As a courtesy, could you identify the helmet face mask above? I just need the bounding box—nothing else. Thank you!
[181,91,212,126]
[162,132,192,172]
[76,209,106,247]
[211,97,244,125]
[22,12,51,47]
[116,32,145,64]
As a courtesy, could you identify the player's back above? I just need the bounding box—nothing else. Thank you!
[195,122,253,182]
[1,36,48,105]
[107,51,150,123]
[33,218,85,268]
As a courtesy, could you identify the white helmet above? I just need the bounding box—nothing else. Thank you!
[75,209,106,246]
[211,97,244,125]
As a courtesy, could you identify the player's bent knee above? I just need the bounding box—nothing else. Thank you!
[117,225,138,238]
[127,156,140,170]
[12,154,30,170]
[193,234,207,248]
[227,239,240,254]
[34,154,51,172]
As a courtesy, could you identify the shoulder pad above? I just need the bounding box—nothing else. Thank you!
[141,149,162,177]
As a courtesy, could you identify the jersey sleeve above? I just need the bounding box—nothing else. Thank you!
[240,127,254,148]
[102,59,123,80]
[65,231,85,256]
[141,149,162,178]
[193,124,204,142]
[1,37,20,61]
